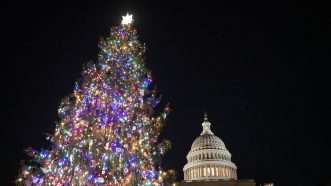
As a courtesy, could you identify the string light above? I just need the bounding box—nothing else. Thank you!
[17,14,175,186]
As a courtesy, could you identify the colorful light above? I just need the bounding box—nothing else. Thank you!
[17,14,175,186]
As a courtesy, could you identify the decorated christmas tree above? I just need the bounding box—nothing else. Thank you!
[17,14,174,186]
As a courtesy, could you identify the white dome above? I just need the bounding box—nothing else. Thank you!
[191,134,226,151]
[183,114,237,182]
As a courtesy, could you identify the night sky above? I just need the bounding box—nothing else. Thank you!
[3,1,331,186]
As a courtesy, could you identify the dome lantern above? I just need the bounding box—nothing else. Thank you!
[201,113,214,135]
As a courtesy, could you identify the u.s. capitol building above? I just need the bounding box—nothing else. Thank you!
[178,114,256,186]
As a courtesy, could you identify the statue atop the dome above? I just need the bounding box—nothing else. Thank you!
[204,112,208,121]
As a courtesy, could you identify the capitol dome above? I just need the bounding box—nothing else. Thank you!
[183,114,237,182]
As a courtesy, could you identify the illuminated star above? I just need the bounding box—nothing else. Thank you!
[121,13,133,25]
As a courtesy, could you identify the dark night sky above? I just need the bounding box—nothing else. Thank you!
[3,0,331,185]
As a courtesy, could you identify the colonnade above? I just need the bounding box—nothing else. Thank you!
[184,165,237,180]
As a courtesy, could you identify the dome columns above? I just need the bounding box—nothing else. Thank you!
[184,165,237,181]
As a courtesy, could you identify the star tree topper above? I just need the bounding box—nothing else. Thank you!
[121,13,133,25]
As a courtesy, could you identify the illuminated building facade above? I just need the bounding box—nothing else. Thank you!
[179,114,256,186]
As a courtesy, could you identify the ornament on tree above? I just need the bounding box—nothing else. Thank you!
[17,14,174,186]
